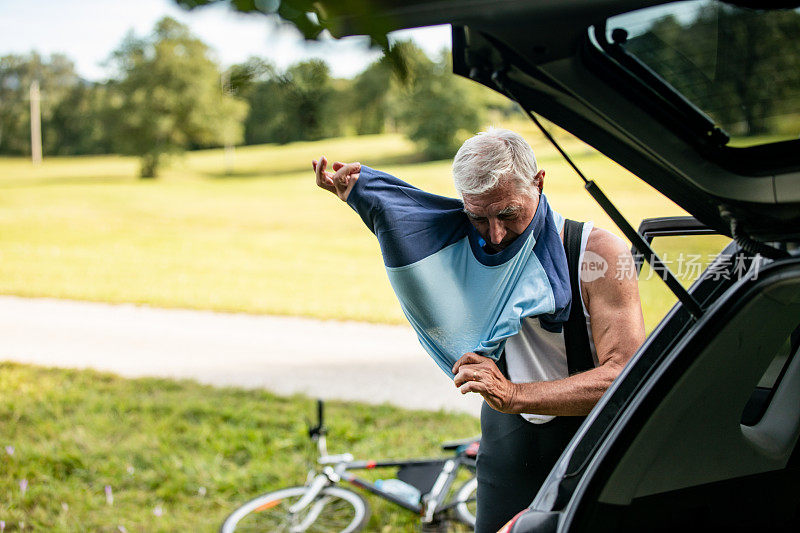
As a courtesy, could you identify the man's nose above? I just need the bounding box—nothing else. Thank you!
[488,219,506,245]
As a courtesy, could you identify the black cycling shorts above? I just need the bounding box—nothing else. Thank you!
[475,402,585,533]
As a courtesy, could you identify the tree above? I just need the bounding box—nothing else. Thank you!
[233,57,336,145]
[397,47,484,160]
[240,74,285,145]
[226,57,286,145]
[226,56,274,98]
[175,0,442,88]
[0,52,78,156]
[350,59,393,134]
[108,17,248,177]
[277,59,334,142]
[48,82,116,155]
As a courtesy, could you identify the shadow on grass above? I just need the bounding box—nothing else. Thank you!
[203,152,431,180]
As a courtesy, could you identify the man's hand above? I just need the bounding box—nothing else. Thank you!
[312,156,361,202]
[453,353,520,413]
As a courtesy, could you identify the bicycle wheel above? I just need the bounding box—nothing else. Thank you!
[454,477,478,528]
[220,485,370,533]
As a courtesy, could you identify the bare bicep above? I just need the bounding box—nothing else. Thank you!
[583,230,645,366]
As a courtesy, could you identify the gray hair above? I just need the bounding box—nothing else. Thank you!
[452,127,540,198]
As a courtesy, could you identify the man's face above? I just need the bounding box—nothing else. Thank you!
[462,177,540,253]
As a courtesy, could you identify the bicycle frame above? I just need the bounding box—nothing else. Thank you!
[342,456,472,522]
[307,400,477,525]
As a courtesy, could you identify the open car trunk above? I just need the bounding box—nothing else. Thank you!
[325,0,800,242]
[315,1,800,530]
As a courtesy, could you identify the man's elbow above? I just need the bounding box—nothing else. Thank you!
[598,355,629,389]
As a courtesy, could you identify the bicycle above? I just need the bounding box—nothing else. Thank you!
[220,400,480,532]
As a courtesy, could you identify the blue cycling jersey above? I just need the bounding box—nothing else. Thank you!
[347,166,571,377]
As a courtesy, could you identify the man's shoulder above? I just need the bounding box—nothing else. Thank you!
[581,225,638,311]
[585,226,629,262]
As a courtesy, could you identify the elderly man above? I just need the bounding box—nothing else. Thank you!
[313,128,645,532]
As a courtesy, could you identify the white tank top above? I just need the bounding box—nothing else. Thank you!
[504,211,598,424]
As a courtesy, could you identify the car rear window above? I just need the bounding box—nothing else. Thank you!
[606,1,800,147]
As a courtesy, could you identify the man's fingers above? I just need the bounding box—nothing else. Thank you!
[334,171,349,187]
[332,162,360,183]
[459,380,487,396]
[314,156,324,183]
[334,161,361,178]
[452,352,485,374]
[319,156,328,183]
[314,156,335,189]
[453,364,483,388]
[331,162,362,200]
[313,157,360,200]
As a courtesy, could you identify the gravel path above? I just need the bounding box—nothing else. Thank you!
[0,296,482,416]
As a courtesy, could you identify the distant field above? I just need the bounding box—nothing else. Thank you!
[0,125,695,329]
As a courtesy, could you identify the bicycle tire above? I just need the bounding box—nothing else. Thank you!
[454,477,478,528]
[220,485,370,533]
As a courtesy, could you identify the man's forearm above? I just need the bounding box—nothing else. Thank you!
[508,362,623,416]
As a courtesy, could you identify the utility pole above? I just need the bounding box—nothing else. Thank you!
[221,69,235,175]
[30,80,42,166]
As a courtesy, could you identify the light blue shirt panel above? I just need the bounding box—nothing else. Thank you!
[385,233,556,377]
[551,209,565,234]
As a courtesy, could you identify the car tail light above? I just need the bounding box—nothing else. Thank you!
[497,509,526,532]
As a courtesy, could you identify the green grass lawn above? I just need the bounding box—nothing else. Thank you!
[0,362,480,532]
[0,124,693,329]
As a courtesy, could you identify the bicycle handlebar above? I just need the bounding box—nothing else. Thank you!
[309,399,327,440]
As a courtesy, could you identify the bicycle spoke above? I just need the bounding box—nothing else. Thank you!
[227,488,364,533]
[238,497,298,532]
[306,498,358,532]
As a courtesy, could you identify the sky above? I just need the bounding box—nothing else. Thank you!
[0,0,451,80]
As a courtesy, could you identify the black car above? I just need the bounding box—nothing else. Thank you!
[317,0,800,530]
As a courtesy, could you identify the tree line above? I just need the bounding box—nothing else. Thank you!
[0,17,516,177]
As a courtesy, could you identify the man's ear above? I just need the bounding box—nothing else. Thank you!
[536,169,546,194]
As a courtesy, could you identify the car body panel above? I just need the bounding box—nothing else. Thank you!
[509,253,800,531]
[561,260,800,532]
